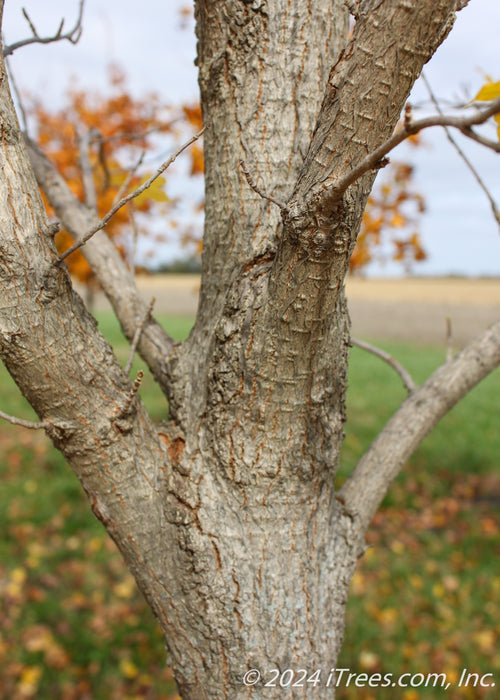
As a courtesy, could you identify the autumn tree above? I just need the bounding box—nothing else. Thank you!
[33,72,425,280]
[28,67,200,289]
[1,2,500,698]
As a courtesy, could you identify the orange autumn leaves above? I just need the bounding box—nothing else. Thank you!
[353,158,427,273]
[31,66,201,283]
[31,66,427,280]
[182,104,204,176]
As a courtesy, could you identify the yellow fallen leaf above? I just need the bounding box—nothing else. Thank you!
[402,691,419,700]
[17,666,43,696]
[359,650,379,670]
[432,582,445,598]
[120,658,139,679]
[113,577,136,599]
[11,568,27,584]
[472,629,495,653]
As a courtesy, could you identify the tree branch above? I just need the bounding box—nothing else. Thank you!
[76,126,98,212]
[421,73,500,230]
[125,298,155,375]
[127,202,140,276]
[239,160,287,211]
[112,151,145,209]
[113,371,144,422]
[288,0,462,220]
[459,126,500,153]
[5,58,28,131]
[445,316,453,361]
[309,96,500,212]
[350,337,416,393]
[25,136,177,397]
[340,319,500,532]
[0,409,49,430]
[3,1,85,57]
[54,128,204,265]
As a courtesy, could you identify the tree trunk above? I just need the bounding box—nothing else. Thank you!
[1,1,499,699]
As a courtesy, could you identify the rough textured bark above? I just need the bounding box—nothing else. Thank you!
[1,1,498,699]
[24,138,177,397]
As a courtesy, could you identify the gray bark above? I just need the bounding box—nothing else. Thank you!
[0,1,498,698]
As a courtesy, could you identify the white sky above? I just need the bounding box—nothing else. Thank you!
[3,0,500,277]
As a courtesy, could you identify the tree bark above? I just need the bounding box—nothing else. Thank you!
[1,1,499,699]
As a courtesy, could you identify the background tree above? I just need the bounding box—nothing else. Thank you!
[27,67,200,287]
[31,78,427,280]
[1,1,500,698]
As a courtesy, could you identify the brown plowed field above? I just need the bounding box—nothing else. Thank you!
[89,275,500,346]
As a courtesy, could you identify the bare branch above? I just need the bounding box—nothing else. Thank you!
[127,203,140,276]
[422,73,500,230]
[114,371,144,422]
[54,128,204,266]
[93,130,111,190]
[125,298,155,375]
[309,96,500,210]
[445,317,453,361]
[89,124,175,145]
[340,319,500,532]
[112,151,146,208]
[5,58,28,132]
[350,337,416,393]
[0,409,48,430]
[459,127,500,153]
[76,127,98,212]
[3,0,85,57]
[25,136,176,394]
[239,160,287,211]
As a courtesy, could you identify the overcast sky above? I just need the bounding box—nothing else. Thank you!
[3,0,500,277]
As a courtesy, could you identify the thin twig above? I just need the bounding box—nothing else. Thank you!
[422,73,500,230]
[3,0,85,57]
[5,58,28,132]
[446,317,453,361]
[112,151,146,209]
[127,203,140,276]
[90,130,111,190]
[90,123,176,145]
[404,102,413,129]
[54,128,204,266]
[124,298,155,375]
[0,409,49,430]
[350,337,416,393]
[459,127,500,153]
[239,160,287,211]
[114,371,144,421]
[76,127,98,211]
[313,96,500,206]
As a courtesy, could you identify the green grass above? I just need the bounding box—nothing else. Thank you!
[340,340,500,482]
[337,340,500,699]
[1,316,499,699]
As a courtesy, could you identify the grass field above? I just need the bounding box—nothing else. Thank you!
[1,313,499,699]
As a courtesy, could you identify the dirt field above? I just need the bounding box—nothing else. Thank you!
[89,275,500,346]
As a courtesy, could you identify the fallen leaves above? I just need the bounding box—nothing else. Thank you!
[338,471,500,699]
